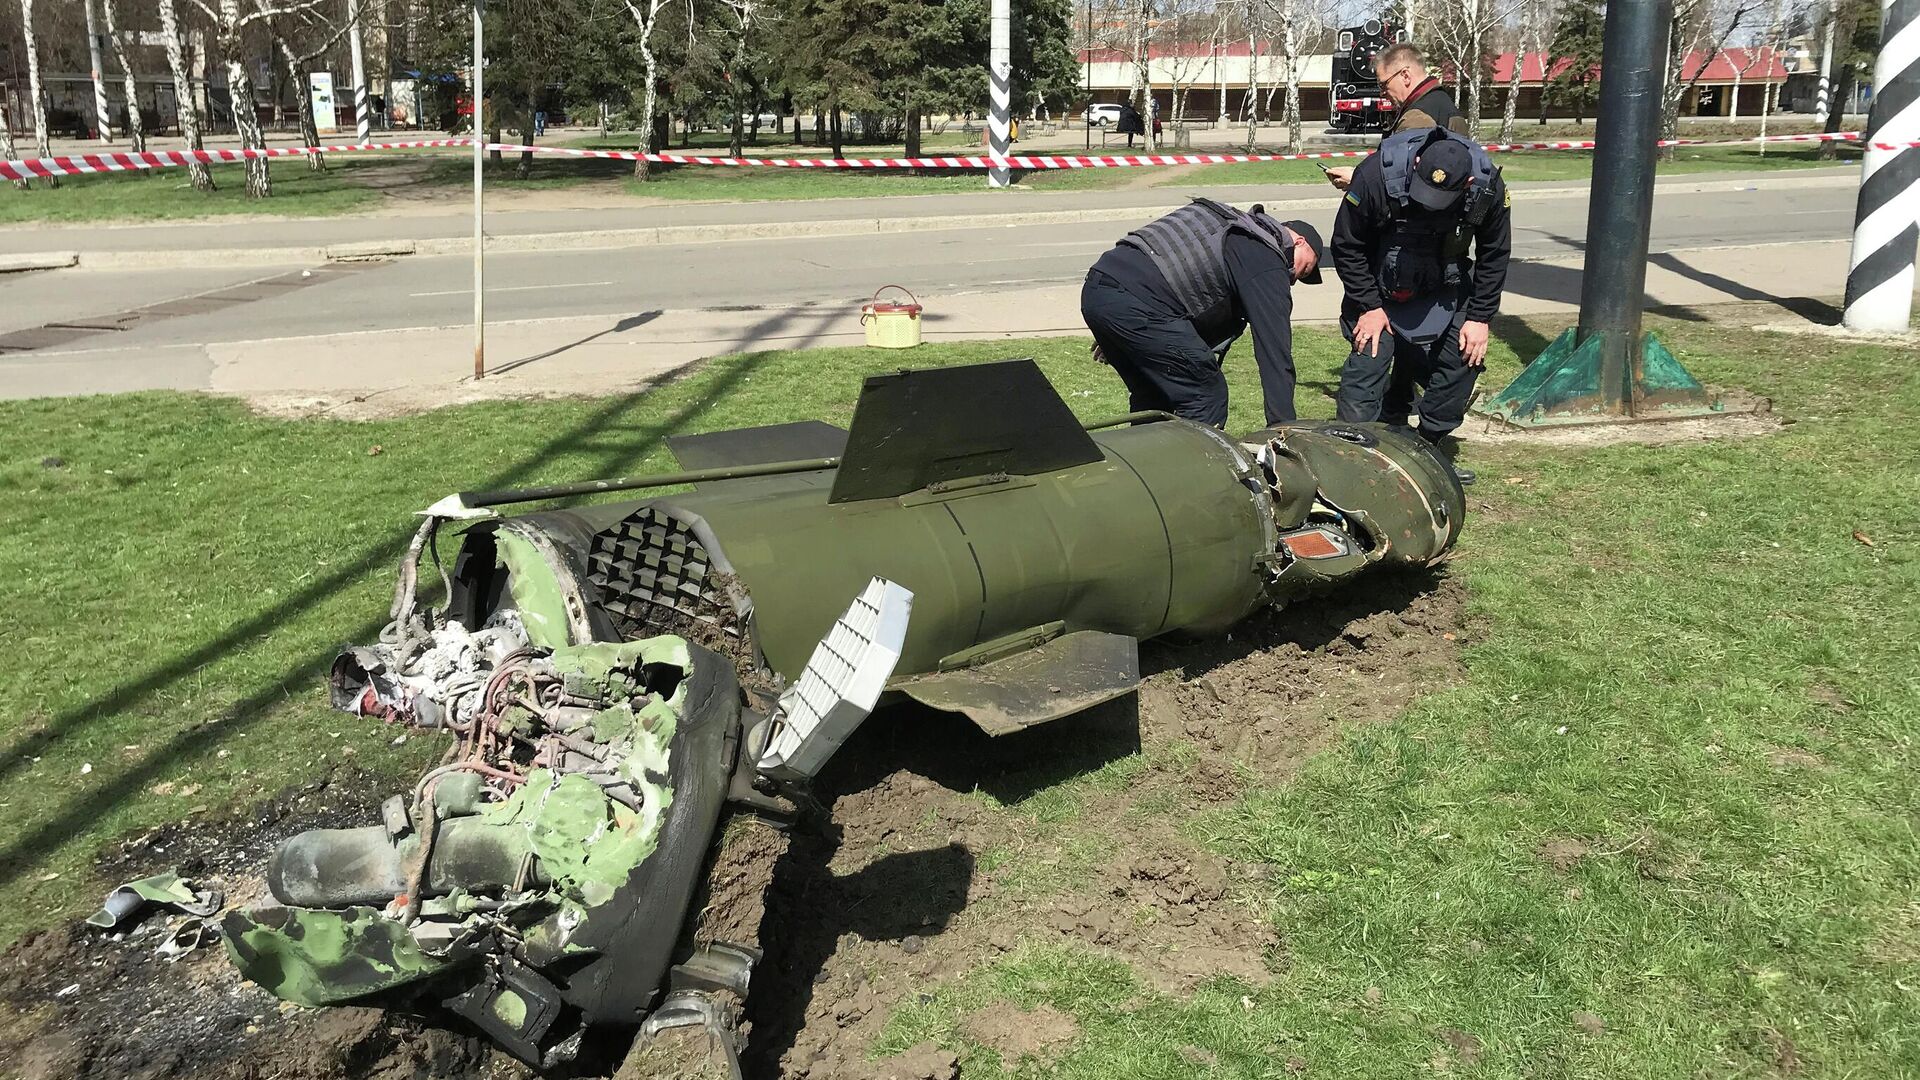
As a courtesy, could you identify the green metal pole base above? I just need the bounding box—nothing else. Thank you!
[1474,328,1723,427]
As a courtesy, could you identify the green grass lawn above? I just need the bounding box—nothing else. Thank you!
[1,318,1916,1076]
[0,155,403,224]
[0,145,1134,219]
[564,127,992,153]
[1164,142,1866,187]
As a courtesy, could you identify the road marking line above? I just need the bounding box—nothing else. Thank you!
[409,281,613,297]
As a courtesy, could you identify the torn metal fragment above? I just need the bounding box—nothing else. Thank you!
[86,873,222,931]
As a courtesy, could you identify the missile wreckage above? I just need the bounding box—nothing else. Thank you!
[221,359,1465,1071]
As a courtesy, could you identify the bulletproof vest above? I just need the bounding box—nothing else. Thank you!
[1118,199,1294,322]
[1374,127,1499,302]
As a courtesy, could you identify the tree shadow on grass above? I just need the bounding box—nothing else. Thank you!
[0,304,828,887]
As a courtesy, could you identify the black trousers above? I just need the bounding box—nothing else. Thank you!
[1081,270,1230,427]
[1080,271,1299,429]
[1335,310,1480,438]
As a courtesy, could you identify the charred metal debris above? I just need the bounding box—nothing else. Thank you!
[219,359,1467,1072]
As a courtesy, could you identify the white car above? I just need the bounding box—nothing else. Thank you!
[1086,103,1123,127]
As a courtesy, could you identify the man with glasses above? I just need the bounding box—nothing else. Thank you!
[1324,43,1469,192]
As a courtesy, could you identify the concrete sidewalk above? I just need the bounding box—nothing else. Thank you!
[0,169,1860,270]
[0,237,1870,415]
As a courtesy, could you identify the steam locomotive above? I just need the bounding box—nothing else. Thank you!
[1328,18,1410,135]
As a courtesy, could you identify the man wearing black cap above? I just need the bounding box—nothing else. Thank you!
[1329,126,1510,484]
[1081,199,1325,428]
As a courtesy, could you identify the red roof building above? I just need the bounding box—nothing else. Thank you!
[1077,45,1797,122]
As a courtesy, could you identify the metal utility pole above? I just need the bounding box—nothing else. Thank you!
[473,0,486,379]
[988,0,1012,187]
[1479,0,1718,425]
[1843,0,1920,333]
[348,0,371,143]
[1084,0,1092,150]
[82,0,112,141]
[1575,0,1671,411]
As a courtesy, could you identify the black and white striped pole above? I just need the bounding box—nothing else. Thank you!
[1814,0,1837,124]
[1844,0,1920,332]
[988,0,1012,188]
[348,0,372,144]
[82,0,112,142]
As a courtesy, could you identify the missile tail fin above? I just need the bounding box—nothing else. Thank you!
[828,358,1104,504]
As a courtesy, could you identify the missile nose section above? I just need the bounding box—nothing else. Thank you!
[1246,420,1466,599]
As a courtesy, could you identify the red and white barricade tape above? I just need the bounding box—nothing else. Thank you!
[0,139,473,181]
[0,130,1882,182]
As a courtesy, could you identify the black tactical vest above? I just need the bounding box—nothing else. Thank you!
[1374,128,1499,302]
[1118,199,1293,322]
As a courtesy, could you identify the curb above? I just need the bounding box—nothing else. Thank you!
[59,171,1859,271]
[0,251,79,273]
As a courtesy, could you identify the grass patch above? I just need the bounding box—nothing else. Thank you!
[1164,142,1865,188]
[0,155,400,223]
[1,316,1916,1075]
[564,127,990,153]
[0,144,1135,221]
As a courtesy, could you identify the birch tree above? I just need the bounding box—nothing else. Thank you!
[1663,0,1754,154]
[189,0,331,196]
[1425,0,1514,131]
[621,0,669,178]
[721,0,763,156]
[1728,34,1761,118]
[157,0,215,189]
[1130,0,1156,148]
[1160,0,1211,128]
[18,0,56,186]
[101,0,146,152]
[1,104,26,191]
[1755,0,1792,152]
[269,5,362,171]
[1497,0,1547,142]
[1263,0,1305,151]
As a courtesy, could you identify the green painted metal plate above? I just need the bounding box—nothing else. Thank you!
[1476,329,1720,427]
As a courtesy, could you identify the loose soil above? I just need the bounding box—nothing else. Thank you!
[1536,837,1591,874]
[1466,388,1786,450]
[0,767,529,1080]
[1,569,1467,1079]
[741,568,1467,1077]
[961,1002,1079,1064]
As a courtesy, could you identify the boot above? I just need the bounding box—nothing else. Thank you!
[1418,428,1474,486]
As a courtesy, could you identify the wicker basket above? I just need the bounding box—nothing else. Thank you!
[860,285,923,349]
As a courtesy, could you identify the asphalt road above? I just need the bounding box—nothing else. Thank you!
[0,177,1860,353]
